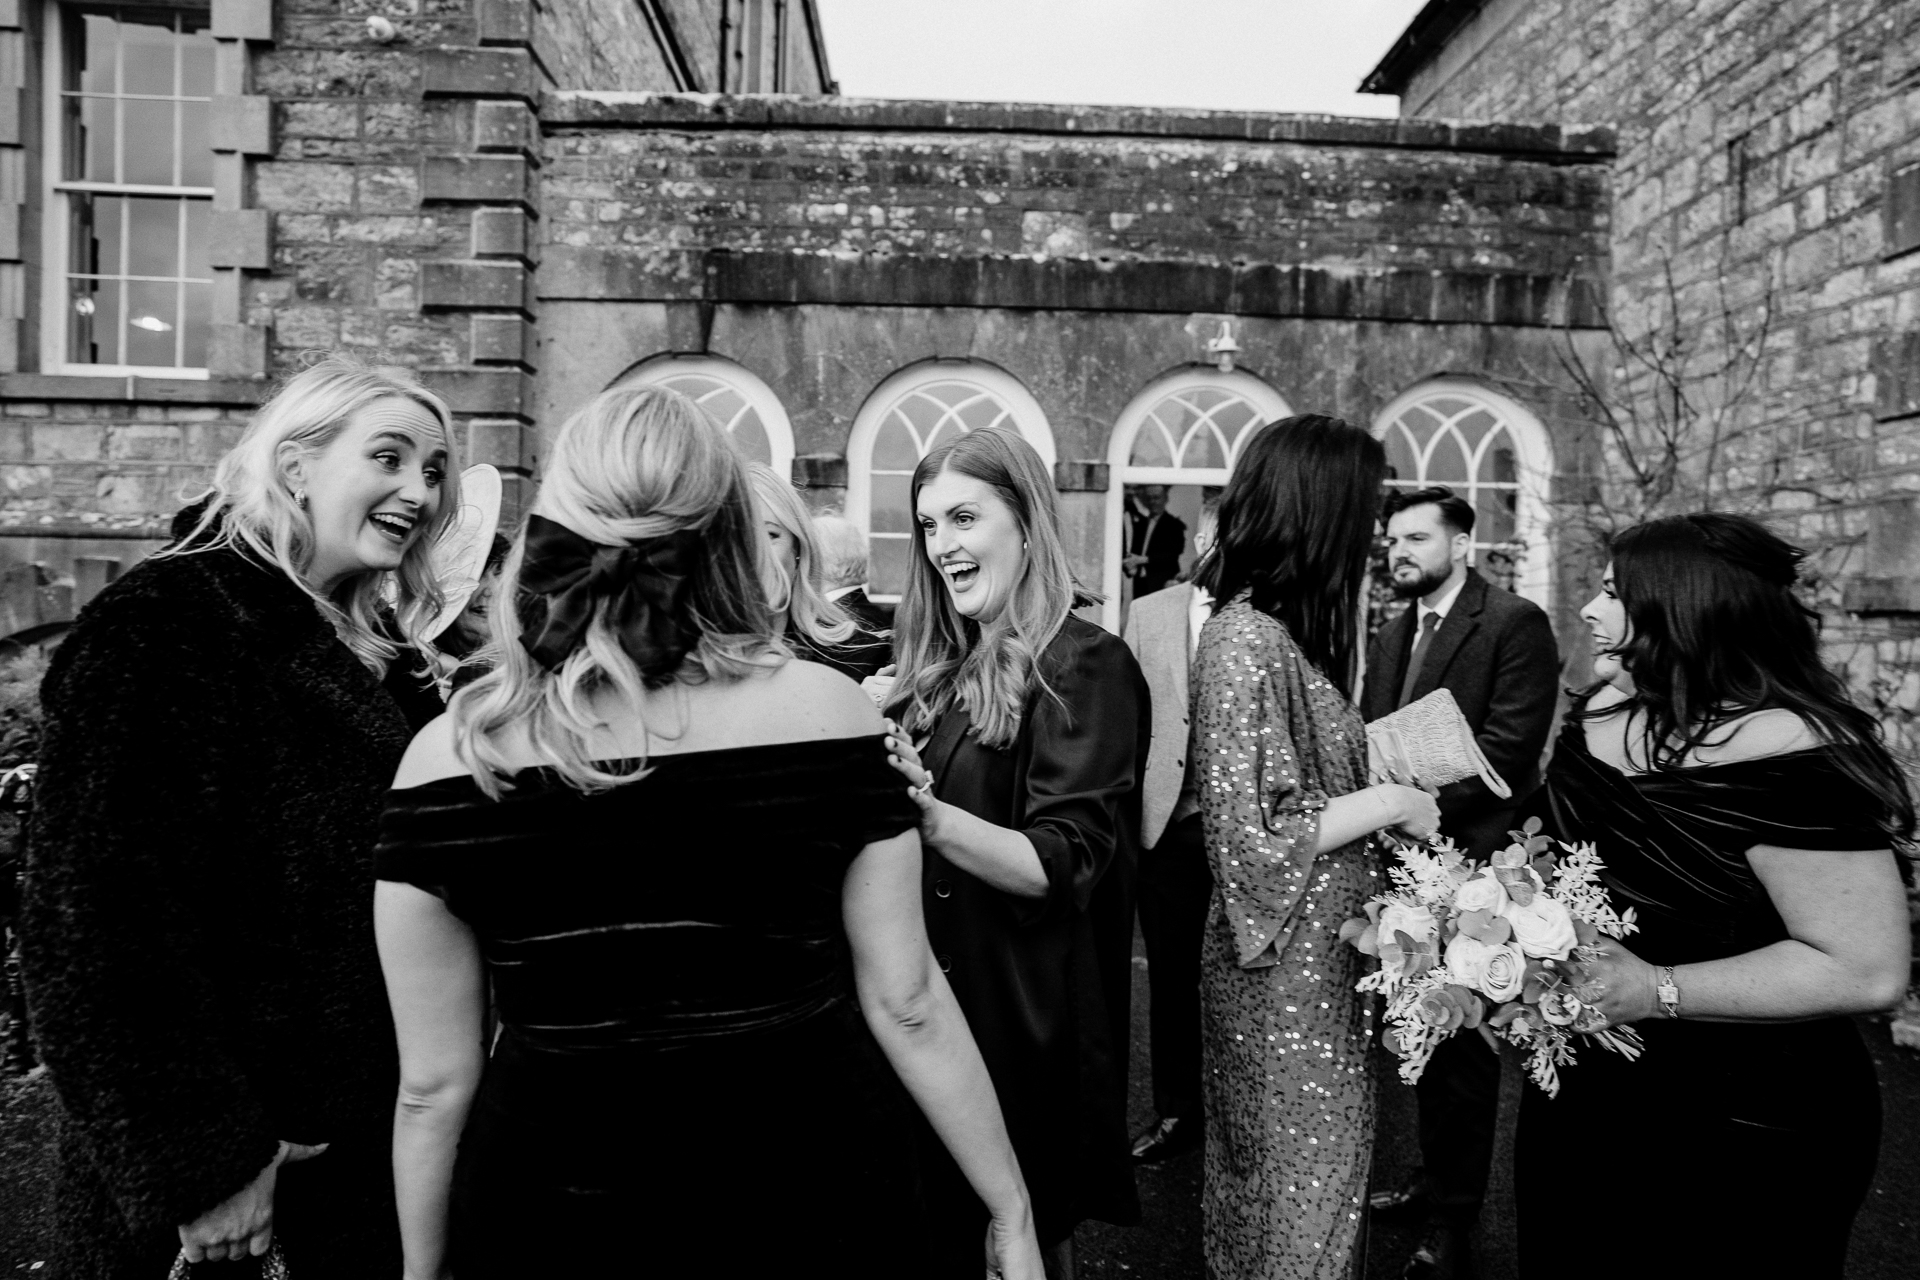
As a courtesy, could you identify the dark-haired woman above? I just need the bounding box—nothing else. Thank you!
[878,427,1146,1277]
[1189,416,1440,1280]
[1516,513,1911,1280]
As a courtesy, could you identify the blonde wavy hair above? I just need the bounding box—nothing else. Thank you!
[747,463,854,650]
[450,384,784,797]
[885,428,1088,749]
[160,354,460,675]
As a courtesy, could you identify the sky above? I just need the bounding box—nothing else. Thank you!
[810,0,1431,118]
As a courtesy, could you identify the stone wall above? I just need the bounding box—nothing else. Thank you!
[1378,0,1920,744]
[534,96,1615,625]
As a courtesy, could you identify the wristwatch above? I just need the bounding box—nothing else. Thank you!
[1656,966,1681,1019]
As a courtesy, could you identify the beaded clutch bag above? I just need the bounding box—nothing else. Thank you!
[1365,688,1511,799]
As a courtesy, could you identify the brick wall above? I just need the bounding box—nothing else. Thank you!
[1381,0,1920,746]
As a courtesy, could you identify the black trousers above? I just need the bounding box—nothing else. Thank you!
[1416,1021,1502,1218]
[1136,810,1211,1122]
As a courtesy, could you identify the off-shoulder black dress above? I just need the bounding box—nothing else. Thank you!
[1517,716,1895,1279]
[375,735,926,1276]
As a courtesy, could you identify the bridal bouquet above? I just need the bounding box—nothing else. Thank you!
[1339,817,1644,1097]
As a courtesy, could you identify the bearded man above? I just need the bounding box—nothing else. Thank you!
[1359,485,1561,1280]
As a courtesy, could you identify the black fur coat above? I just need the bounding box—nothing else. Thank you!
[21,541,413,1278]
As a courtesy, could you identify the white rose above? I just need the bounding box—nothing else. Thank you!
[1379,902,1437,946]
[1453,873,1508,916]
[1478,942,1527,1003]
[1500,893,1578,960]
[1443,933,1496,990]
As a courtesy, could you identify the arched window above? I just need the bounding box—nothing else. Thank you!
[612,354,795,478]
[1373,380,1553,606]
[1101,368,1292,631]
[847,360,1056,602]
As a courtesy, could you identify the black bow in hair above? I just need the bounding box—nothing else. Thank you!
[516,513,701,677]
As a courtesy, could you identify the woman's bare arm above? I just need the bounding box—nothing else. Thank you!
[375,881,486,1280]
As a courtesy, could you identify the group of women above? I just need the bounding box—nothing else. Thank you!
[17,354,1915,1280]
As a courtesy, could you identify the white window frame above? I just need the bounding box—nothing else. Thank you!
[1372,378,1554,607]
[1100,367,1291,632]
[846,359,1056,605]
[39,0,214,380]
[615,353,796,478]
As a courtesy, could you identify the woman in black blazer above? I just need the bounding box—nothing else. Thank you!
[22,356,459,1278]
[879,427,1146,1278]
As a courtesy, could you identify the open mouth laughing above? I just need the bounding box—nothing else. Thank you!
[942,558,980,591]
[369,510,418,544]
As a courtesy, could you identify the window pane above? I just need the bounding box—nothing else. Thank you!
[74,96,115,182]
[179,31,214,97]
[182,199,209,279]
[123,100,175,186]
[120,17,176,96]
[1424,429,1469,485]
[730,414,771,465]
[1383,424,1419,484]
[69,276,118,365]
[126,197,178,277]
[180,280,210,367]
[871,420,921,471]
[870,535,912,597]
[124,278,177,366]
[71,193,121,276]
[178,98,209,187]
[77,14,116,94]
[870,471,913,534]
[1130,414,1176,468]
[1475,487,1517,544]
[954,393,1009,432]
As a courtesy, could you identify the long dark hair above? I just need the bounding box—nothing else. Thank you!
[1194,414,1387,695]
[1593,512,1915,841]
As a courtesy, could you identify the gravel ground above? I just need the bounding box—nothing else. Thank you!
[1076,925,1920,1279]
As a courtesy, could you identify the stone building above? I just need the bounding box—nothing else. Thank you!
[0,0,1614,651]
[1367,0,1920,740]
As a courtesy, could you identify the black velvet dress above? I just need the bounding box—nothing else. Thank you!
[1517,715,1893,1279]
[914,615,1147,1265]
[374,735,926,1276]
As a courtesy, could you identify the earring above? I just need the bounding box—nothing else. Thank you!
[295,488,308,510]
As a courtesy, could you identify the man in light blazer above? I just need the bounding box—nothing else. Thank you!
[1120,576,1214,1163]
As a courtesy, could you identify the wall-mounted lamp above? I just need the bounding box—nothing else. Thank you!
[1206,320,1241,373]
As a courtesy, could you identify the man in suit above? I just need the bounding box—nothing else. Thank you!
[1124,485,1187,598]
[1120,575,1213,1163]
[1360,486,1561,1280]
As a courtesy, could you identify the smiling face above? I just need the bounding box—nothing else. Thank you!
[1580,562,1633,691]
[916,467,1027,625]
[1385,503,1468,601]
[285,396,448,594]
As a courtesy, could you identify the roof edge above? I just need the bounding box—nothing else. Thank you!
[542,92,1615,160]
[1360,0,1486,97]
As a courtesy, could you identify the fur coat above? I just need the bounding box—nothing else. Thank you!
[21,538,413,1278]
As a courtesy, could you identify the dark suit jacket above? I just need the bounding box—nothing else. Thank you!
[1361,569,1561,859]
[1127,510,1187,597]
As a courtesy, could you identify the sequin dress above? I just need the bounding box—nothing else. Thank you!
[1193,599,1376,1280]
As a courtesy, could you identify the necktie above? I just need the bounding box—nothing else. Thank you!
[1398,610,1441,708]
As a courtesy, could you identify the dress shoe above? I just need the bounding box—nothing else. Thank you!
[1402,1215,1466,1280]
[1129,1114,1202,1163]
[1368,1172,1429,1217]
